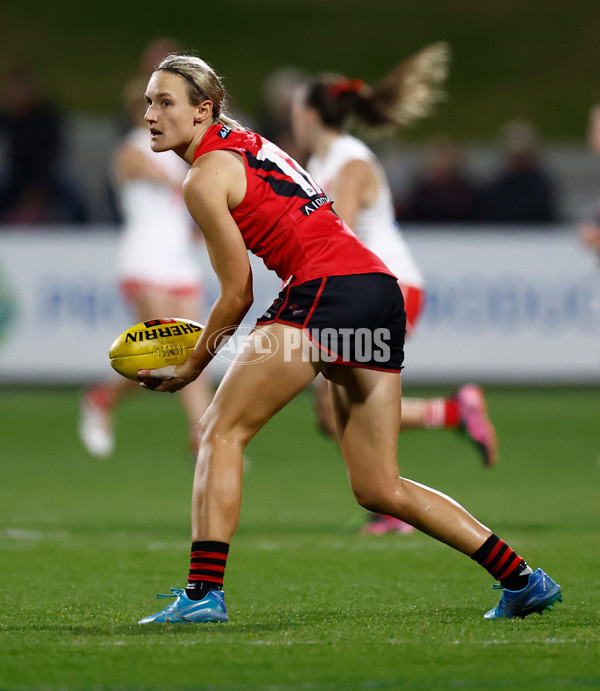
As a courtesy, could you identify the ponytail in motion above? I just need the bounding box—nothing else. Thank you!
[305,42,451,132]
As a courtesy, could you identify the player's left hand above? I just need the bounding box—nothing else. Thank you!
[138,365,192,393]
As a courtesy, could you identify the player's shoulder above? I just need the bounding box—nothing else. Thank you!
[335,137,374,178]
[184,150,245,208]
[189,148,244,179]
[335,134,372,159]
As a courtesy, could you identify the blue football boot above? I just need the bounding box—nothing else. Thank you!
[138,588,228,624]
[484,568,562,619]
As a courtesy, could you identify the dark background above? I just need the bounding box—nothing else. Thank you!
[2,0,599,141]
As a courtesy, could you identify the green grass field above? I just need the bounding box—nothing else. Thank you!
[0,385,599,690]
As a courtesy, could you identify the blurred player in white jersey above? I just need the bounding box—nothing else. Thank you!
[291,44,498,534]
[79,78,211,458]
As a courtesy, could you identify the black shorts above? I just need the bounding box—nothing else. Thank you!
[256,273,406,376]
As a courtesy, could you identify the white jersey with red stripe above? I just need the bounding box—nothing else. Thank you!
[115,127,201,289]
[307,134,424,289]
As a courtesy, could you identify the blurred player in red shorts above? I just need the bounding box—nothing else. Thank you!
[79,77,210,458]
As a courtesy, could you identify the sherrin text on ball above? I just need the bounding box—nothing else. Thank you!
[109,318,204,380]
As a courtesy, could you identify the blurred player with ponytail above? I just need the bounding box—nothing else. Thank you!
[291,44,499,534]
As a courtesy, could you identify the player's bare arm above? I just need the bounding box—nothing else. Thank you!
[139,150,252,392]
[332,158,378,229]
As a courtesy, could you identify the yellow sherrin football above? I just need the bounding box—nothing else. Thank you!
[109,318,203,380]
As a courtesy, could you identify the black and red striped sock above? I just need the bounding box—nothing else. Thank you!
[471,534,533,590]
[185,541,229,600]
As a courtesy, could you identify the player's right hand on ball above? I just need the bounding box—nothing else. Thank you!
[138,365,191,393]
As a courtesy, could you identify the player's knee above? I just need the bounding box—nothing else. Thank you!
[352,485,387,513]
[352,480,407,516]
[315,413,336,439]
[197,408,253,453]
[313,389,337,439]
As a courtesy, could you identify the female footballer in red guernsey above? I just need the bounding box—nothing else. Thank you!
[136,54,561,624]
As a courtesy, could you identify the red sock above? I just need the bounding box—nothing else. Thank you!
[85,385,116,410]
[423,398,460,428]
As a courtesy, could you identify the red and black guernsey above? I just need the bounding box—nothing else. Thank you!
[192,124,394,286]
